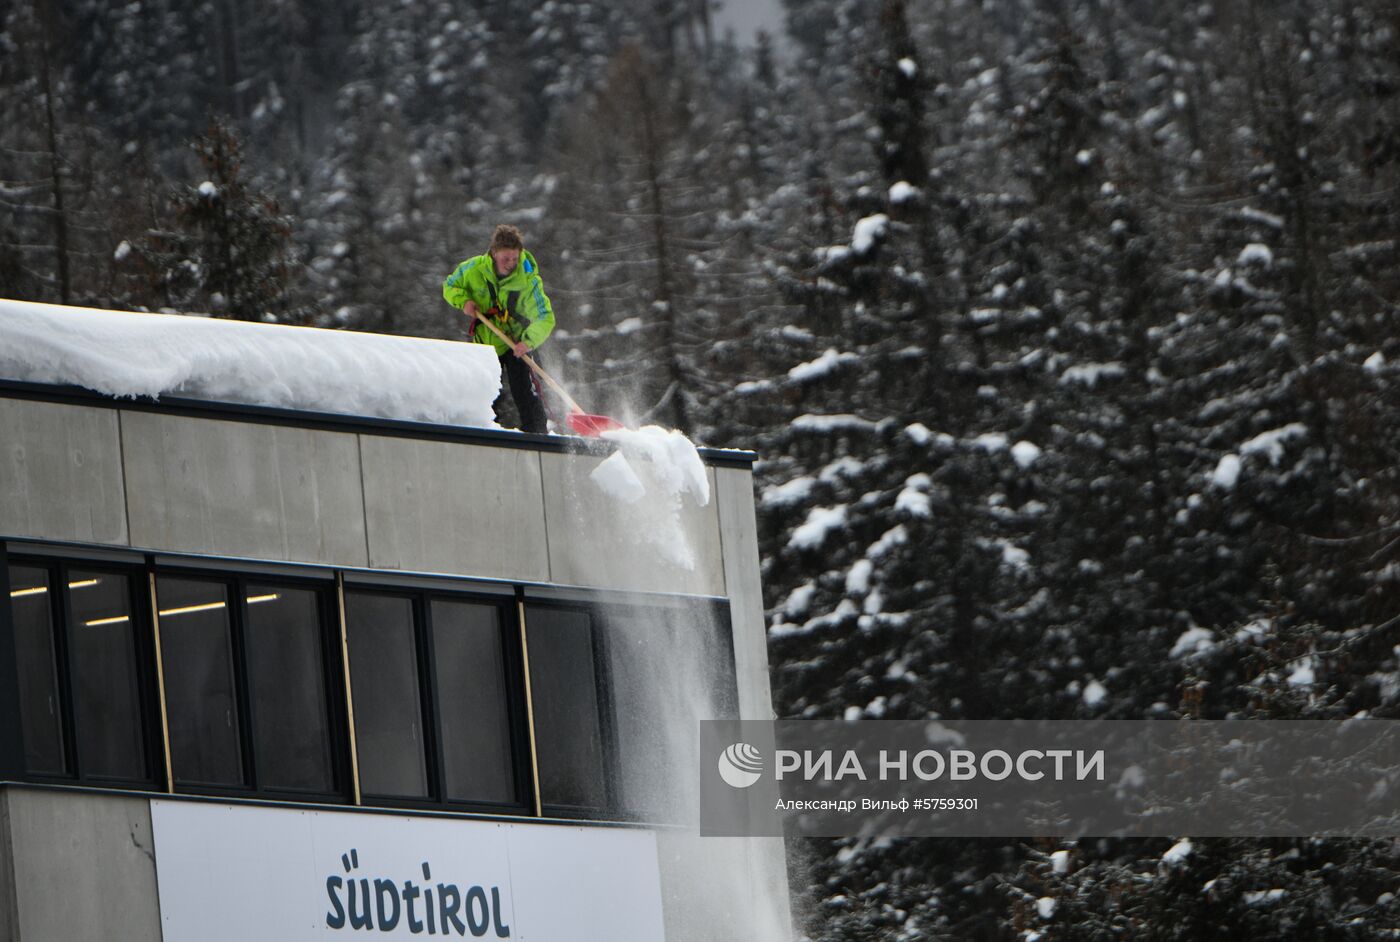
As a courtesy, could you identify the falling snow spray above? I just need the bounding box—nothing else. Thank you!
[567,425,793,941]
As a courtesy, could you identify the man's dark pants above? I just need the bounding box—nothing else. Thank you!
[496,351,548,433]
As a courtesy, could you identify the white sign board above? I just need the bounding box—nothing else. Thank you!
[150,800,666,941]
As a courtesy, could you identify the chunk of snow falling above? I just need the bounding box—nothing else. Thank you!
[600,425,710,507]
[592,425,712,571]
[0,299,501,426]
[589,452,645,504]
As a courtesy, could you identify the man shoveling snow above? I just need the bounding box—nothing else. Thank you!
[443,224,555,433]
[443,224,621,437]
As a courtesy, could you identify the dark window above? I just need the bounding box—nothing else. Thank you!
[602,603,738,820]
[245,584,335,793]
[67,569,147,780]
[345,592,428,798]
[156,577,244,787]
[8,565,66,775]
[525,606,607,811]
[4,551,739,823]
[431,599,516,805]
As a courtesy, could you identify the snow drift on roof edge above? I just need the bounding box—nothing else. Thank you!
[0,299,502,427]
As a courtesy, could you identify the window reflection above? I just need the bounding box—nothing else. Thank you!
[345,593,428,798]
[431,599,516,805]
[525,606,607,811]
[8,565,66,775]
[67,570,146,780]
[156,577,244,787]
[245,585,334,792]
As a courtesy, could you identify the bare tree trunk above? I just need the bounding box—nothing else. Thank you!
[636,75,690,431]
[218,0,244,119]
[37,13,70,305]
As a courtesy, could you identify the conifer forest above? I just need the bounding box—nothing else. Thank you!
[4,0,1400,937]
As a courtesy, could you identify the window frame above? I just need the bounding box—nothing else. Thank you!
[423,590,535,815]
[523,595,739,822]
[342,584,536,817]
[1,543,741,825]
[520,598,619,820]
[151,562,351,803]
[5,553,162,790]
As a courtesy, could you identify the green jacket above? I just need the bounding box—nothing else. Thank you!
[442,249,555,354]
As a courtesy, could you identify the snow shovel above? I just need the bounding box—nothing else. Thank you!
[471,314,624,437]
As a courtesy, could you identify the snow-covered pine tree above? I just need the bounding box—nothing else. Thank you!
[137,119,298,322]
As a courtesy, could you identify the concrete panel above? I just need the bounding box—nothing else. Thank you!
[0,788,17,942]
[0,399,128,546]
[3,788,161,941]
[540,451,724,597]
[359,436,550,581]
[715,467,776,723]
[655,831,793,942]
[710,467,794,941]
[122,411,368,566]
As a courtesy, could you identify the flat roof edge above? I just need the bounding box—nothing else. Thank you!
[0,781,689,832]
[0,379,758,468]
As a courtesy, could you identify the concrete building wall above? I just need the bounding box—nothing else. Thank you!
[0,788,162,942]
[539,452,725,597]
[359,436,551,582]
[121,412,368,568]
[0,397,736,600]
[0,400,127,547]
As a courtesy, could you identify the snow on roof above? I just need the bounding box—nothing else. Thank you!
[0,299,501,427]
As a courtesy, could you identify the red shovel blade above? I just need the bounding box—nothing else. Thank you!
[565,411,625,437]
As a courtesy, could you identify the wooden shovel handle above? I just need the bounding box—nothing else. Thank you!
[469,312,585,415]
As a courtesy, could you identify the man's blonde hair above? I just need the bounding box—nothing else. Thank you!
[489,224,524,253]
